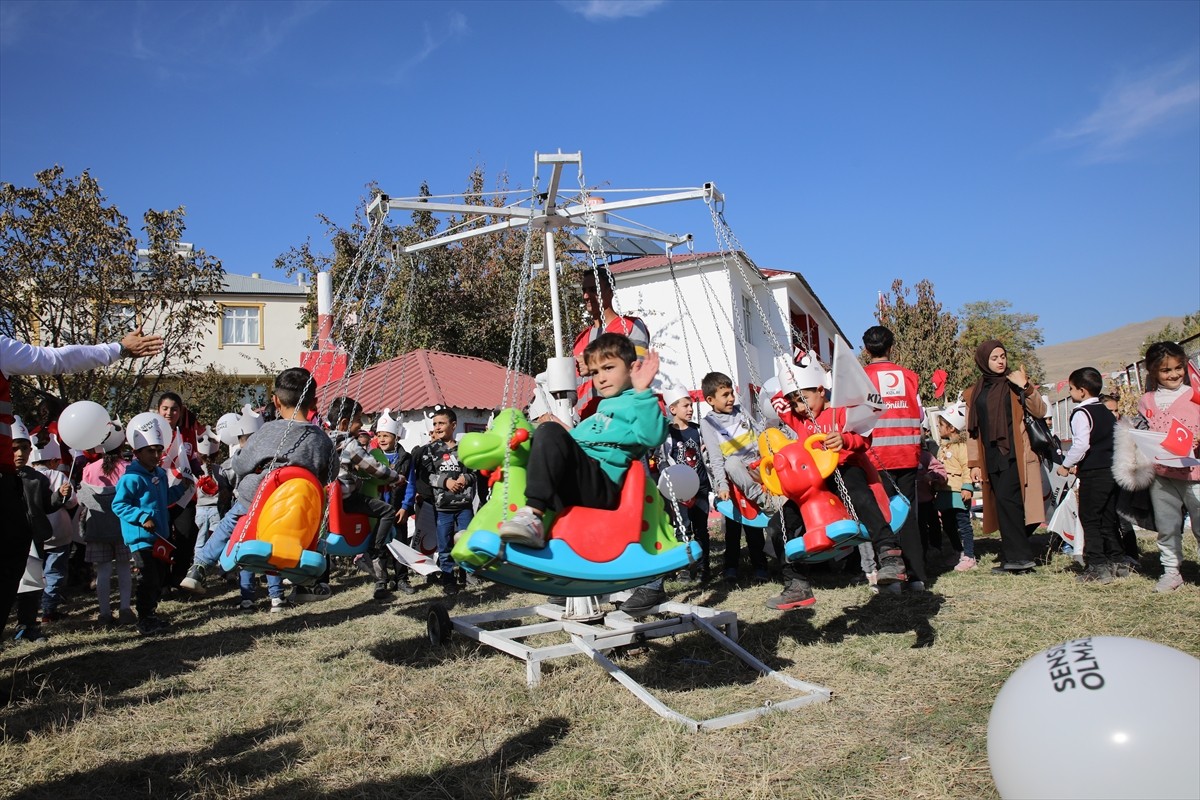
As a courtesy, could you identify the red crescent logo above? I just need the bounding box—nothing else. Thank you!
[885,373,900,389]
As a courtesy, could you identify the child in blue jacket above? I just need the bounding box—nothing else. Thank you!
[113,418,192,635]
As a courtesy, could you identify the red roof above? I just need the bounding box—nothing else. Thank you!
[330,349,536,414]
[607,250,724,274]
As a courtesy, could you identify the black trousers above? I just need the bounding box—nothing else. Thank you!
[883,467,927,583]
[1,472,34,641]
[838,463,900,555]
[132,549,167,620]
[524,422,621,514]
[167,502,198,588]
[988,462,1034,564]
[1078,467,1124,567]
[668,500,710,576]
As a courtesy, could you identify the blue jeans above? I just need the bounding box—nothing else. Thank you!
[194,505,221,557]
[240,569,284,601]
[435,507,473,576]
[940,507,974,559]
[196,502,248,567]
[41,547,69,613]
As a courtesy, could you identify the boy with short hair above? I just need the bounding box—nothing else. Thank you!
[181,367,333,595]
[11,417,59,642]
[698,371,785,516]
[1057,367,1123,584]
[371,410,415,596]
[112,418,193,634]
[498,333,667,550]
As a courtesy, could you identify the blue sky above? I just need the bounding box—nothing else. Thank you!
[2,0,1197,347]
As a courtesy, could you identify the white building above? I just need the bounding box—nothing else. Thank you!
[606,251,847,413]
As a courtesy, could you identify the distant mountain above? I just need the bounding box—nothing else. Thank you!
[1037,316,1183,394]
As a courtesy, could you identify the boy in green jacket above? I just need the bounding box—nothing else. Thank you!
[500,333,667,548]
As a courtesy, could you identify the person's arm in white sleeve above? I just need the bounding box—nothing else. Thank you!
[0,329,162,376]
[1060,409,1093,470]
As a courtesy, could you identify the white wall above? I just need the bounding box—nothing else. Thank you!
[167,294,309,378]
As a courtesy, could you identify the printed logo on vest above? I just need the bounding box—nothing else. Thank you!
[878,370,905,398]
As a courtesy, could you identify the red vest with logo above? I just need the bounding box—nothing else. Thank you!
[0,370,14,474]
[863,360,922,470]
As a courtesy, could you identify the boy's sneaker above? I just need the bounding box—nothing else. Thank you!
[953,555,977,572]
[396,578,417,595]
[137,617,169,636]
[906,580,927,593]
[13,624,48,643]
[498,507,546,548]
[758,492,786,516]
[618,586,668,616]
[875,549,908,585]
[1154,571,1184,593]
[1112,561,1131,579]
[765,580,816,611]
[39,610,61,624]
[238,599,256,611]
[269,597,294,613]
[180,563,208,595]
[118,609,137,626]
[97,613,114,628]
[290,583,332,603]
[1077,564,1115,585]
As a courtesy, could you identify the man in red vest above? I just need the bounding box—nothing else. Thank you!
[1,328,162,640]
[572,267,650,417]
[861,325,928,589]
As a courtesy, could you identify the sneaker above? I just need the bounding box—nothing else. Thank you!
[907,580,927,593]
[464,572,482,587]
[180,563,208,595]
[752,569,770,584]
[269,597,294,613]
[876,550,908,585]
[1112,562,1131,579]
[118,609,137,626]
[396,579,417,596]
[498,507,546,548]
[877,582,902,595]
[238,599,256,611]
[290,583,332,603]
[953,555,977,572]
[1154,571,1184,593]
[137,617,169,636]
[1077,564,1115,585]
[765,581,816,611]
[13,624,48,643]
[618,587,668,616]
[39,610,61,624]
[722,568,739,584]
[1061,543,1075,555]
[758,492,786,516]
[97,613,114,628]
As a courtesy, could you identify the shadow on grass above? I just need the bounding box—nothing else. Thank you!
[10,721,306,800]
[255,715,571,800]
[0,602,391,742]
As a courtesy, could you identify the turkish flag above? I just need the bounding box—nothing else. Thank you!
[151,535,175,564]
[931,369,947,399]
[1162,418,1195,458]
[1188,362,1200,405]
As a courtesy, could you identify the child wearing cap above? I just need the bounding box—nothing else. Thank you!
[112,416,193,635]
[935,403,976,571]
[29,435,76,624]
[659,385,713,581]
[10,416,62,642]
[192,426,231,562]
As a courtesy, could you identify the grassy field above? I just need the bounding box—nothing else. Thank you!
[2,528,1197,800]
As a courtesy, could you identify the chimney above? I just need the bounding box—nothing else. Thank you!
[251,272,261,279]
[317,271,334,350]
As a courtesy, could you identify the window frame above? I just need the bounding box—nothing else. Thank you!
[218,302,265,349]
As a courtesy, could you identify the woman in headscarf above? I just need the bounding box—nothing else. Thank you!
[965,340,1046,574]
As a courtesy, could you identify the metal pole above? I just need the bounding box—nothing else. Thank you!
[545,226,564,360]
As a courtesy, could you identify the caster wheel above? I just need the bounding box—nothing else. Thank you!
[427,604,452,645]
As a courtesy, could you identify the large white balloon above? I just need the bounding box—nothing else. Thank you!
[57,400,112,450]
[100,418,125,452]
[988,636,1199,800]
[657,463,700,503]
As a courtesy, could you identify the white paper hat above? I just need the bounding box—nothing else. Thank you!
[237,404,264,437]
[10,415,30,443]
[782,351,830,395]
[197,425,220,455]
[101,418,126,453]
[215,412,241,447]
[30,434,62,463]
[662,385,691,409]
[939,401,968,432]
[376,408,402,437]
[128,415,166,450]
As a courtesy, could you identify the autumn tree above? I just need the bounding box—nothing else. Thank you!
[1142,310,1200,355]
[0,166,225,418]
[953,299,1045,394]
[874,278,962,404]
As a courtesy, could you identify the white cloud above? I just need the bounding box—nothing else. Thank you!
[1051,56,1200,163]
[385,11,469,84]
[563,0,667,22]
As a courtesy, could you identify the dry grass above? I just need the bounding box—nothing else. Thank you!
[2,529,1198,800]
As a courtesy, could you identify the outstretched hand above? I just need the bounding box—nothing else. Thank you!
[630,350,659,392]
[120,328,164,358]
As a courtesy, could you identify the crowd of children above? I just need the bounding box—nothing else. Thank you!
[6,327,1198,645]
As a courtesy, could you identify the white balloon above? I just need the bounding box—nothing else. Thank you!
[100,418,125,452]
[988,636,1200,800]
[57,400,112,450]
[657,463,700,503]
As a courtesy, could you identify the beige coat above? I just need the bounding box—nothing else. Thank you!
[965,383,1046,534]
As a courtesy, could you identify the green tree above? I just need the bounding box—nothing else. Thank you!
[1141,310,1200,356]
[874,278,962,404]
[0,167,225,418]
[953,300,1045,393]
[165,364,268,428]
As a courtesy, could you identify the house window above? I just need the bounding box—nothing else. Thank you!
[791,311,821,360]
[221,304,263,348]
[742,295,754,345]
